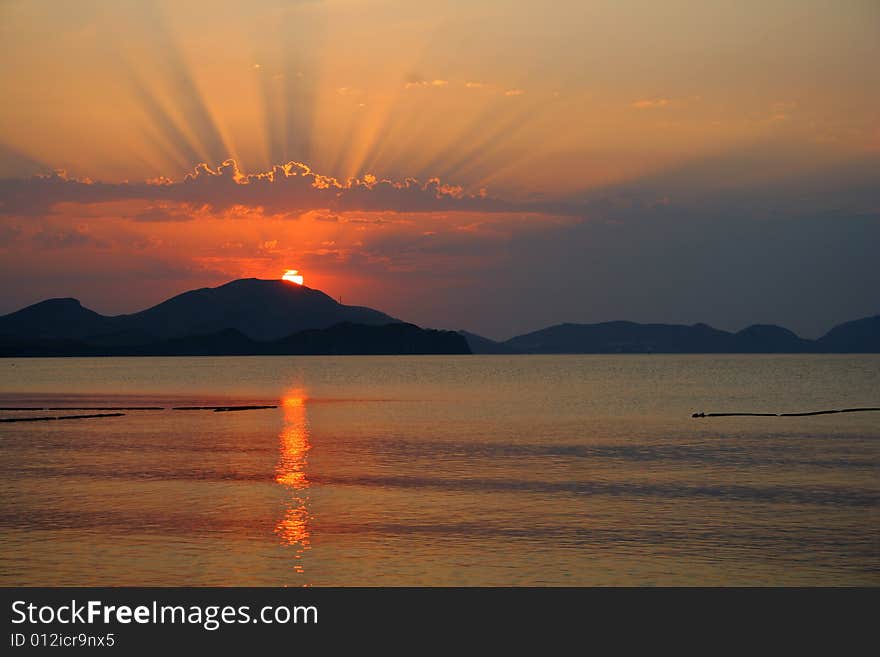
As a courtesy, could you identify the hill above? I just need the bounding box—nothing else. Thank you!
[458,330,521,354]
[1,281,876,354]
[815,315,880,353]
[503,317,878,353]
[0,278,398,343]
[0,323,470,357]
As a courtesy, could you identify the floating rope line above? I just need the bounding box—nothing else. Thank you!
[172,405,277,411]
[0,413,126,423]
[692,407,880,418]
[0,407,163,411]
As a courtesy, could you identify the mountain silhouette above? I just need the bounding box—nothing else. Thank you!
[500,317,879,354]
[732,324,812,353]
[505,321,735,354]
[0,298,113,340]
[0,323,470,357]
[0,281,876,355]
[267,322,469,355]
[457,330,521,354]
[816,315,880,353]
[0,279,470,356]
[119,279,397,341]
[0,278,397,343]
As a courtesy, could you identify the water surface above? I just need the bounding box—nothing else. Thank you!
[1,355,878,585]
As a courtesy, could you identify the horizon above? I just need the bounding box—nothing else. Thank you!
[1,1,878,340]
[2,274,875,343]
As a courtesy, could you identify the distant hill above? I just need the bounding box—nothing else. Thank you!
[505,321,733,354]
[503,317,880,353]
[0,298,117,340]
[0,278,472,356]
[816,315,880,353]
[270,322,469,355]
[0,278,398,343]
[458,330,521,354]
[732,324,813,353]
[117,278,397,341]
[0,323,470,357]
[0,280,876,355]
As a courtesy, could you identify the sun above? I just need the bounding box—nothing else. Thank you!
[282,269,304,285]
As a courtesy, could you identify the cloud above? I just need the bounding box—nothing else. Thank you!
[0,159,596,219]
[504,89,525,96]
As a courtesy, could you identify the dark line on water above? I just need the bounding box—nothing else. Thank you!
[172,405,277,411]
[0,407,164,411]
[693,407,880,418]
[0,413,126,423]
[214,405,277,412]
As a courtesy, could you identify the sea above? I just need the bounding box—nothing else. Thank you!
[0,354,877,585]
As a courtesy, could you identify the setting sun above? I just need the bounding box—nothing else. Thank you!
[282,269,304,286]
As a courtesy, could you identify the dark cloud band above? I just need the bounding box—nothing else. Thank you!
[0,159,589,219]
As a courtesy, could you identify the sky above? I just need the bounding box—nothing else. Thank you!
[0,0,878,340]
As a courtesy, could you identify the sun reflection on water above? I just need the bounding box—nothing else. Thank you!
[274,391,312,571]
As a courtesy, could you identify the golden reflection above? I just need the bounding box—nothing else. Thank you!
[274,391,312,568]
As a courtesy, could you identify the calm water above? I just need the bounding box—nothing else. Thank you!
[0,355,878,586]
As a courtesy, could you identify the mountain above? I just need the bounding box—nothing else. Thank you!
[138,328,260,356]
[505,321,736,353]
[0,278,398,343]
[0,334,97,357]
[116,278,397,341]
[503,317,879,353]
[0,279,470,356]
[0,298,116,340]
[458,330,521,354]
[1,280,876,355]
[269,322,469,355]
[816,315,880,353]
[0,323,470,357]
[731,324,812,353]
